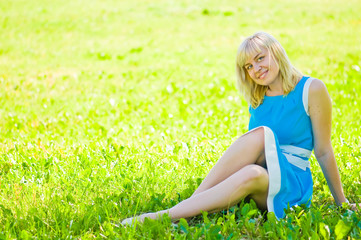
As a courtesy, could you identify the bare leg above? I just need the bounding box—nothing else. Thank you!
[121,127,268,225]
[192,127,266,196]
[122,164,268,223]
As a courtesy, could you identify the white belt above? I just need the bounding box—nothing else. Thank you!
[280,145,312,171]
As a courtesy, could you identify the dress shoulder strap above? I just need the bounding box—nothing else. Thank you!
[302,77,315,116]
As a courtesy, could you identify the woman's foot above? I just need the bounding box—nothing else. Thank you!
[121,217,136,226]
[121,212,157,226]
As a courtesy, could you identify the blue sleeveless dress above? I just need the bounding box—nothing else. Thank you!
[248,76,315,219]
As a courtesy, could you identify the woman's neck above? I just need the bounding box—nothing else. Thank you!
[266,79,283,96]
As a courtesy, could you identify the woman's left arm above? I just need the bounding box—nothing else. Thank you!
[308,79,348,206]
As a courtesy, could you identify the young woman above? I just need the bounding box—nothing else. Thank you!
[122,32,356,225]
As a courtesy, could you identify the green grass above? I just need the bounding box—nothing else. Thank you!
[1,0,361,239]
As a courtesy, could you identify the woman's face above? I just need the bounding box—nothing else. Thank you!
[244,46,280,87]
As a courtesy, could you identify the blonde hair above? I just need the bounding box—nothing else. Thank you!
[236,32,302,108]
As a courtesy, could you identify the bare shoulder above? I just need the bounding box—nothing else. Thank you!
[308,78,331,114]
[309,78,330,102]
[309,78,328,94]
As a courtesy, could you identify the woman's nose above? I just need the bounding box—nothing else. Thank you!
[255,63,262,72]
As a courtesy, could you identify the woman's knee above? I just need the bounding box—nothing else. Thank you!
[238,164,269,192]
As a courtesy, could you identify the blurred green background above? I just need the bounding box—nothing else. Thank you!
[0,0,361,238]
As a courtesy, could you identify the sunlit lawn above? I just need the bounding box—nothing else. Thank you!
[1,0,361,238]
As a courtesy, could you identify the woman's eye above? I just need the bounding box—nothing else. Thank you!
[257,56,264,62]
[246,65,252,70]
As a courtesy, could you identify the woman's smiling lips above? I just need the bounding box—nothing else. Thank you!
[258,70,268,79]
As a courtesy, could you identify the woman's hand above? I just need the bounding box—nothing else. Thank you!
[349,203,361,211]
